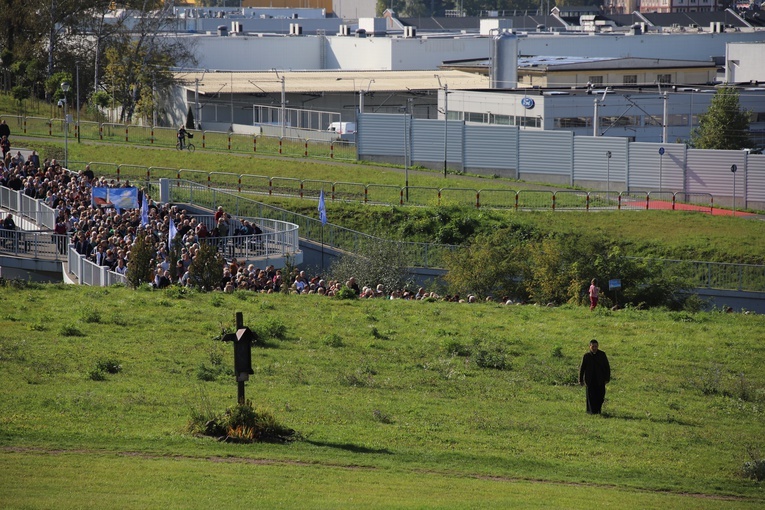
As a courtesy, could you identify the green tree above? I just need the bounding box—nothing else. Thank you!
[690,86,752,150]
[126,232,155,288]
[444,228,527,300]
[188,242,224,292]
[329,239,413,294]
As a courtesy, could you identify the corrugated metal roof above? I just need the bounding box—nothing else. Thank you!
[518,56,716,71]
[175,70,490,94]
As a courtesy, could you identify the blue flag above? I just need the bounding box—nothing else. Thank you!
[318,190,327,226]
[140,196,149,227]
[168,218,177,244]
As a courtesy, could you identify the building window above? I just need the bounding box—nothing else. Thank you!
[657,74,671,84]
[588,76,604,86]
[518,116,541,128]
[623,75,637,86]
[601,115,638,127]
[645,115,662,127]
[668,114,688,126]
[465,112,486,123]
[555,117,591,128]
[492,114,513,125]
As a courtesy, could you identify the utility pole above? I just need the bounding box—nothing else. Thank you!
[443,83,448,178]
[662,92,668,144]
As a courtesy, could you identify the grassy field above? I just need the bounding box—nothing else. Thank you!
[1,284,764,508]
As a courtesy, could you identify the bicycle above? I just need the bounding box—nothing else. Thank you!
[176,133,195,152]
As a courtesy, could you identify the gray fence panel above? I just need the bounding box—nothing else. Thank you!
[746,154,765,206]
[518,130,573,177]
[686,149,747,197]
[357,113,406,156]
[356,115,763,205]
[573,137,629,185]
[464,124,519,171]
[628,142,685,191]
[411,118,446,163]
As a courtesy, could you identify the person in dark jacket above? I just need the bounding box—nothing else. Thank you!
[579,339,611,414]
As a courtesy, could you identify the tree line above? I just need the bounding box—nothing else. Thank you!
[0,0,195,124]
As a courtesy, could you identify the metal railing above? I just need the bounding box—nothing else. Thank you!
[168,179,455,269]
[4,113,356,161]
[0,229,68,260]
[67,246,127,286]
[62,161,721,213]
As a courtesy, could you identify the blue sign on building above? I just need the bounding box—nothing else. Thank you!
[520,97,535,109]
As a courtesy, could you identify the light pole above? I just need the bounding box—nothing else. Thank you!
[658,146,665,192]
[435,75,449,178]
[731,164,738,216]
[403,99,413,201]
[443,83,448,178]
[61,81,70,168]
[359,79,374,114]
[274,70,286,138]
[606,150,612,203]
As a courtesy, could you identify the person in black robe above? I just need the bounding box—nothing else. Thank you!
[579,339,611,414]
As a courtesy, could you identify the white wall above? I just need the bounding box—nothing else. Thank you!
[184,30,765,73]
[389,37,492,71]
[517,31,765,62]
[185,35,322,71]
[726,42,765,83]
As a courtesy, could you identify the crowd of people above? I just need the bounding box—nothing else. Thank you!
[1,136,520,303]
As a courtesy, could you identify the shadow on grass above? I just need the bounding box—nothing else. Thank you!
[305,439,393,455]
[602,411,697,426]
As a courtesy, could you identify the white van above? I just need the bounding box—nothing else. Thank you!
[327,122,356,140]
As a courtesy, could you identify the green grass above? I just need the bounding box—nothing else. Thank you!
[1,284,764,508]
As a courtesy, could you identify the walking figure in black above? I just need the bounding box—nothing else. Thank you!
[579,339,611,414]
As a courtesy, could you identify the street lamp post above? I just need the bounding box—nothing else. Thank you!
[658,146,665,192]
[731,164,738,216]
[443,83,448,178]
[61,81,71,168]
[435,75,449,178]
[359,79,374,114]
[606,150,612,203]
[403,99,413,202]
[274,70,286,139]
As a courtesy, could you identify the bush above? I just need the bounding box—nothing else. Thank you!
[59,323,84,337]
[88,369,107,381]
[189,400,296,443]
[96,358,122,374]
[334,286,358,300]
[126,233,154,289]
[743,447,765,481]
[328,239,413,296]
[188,241,224,292]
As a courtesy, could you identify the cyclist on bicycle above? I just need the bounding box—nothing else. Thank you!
[177,125,188,149]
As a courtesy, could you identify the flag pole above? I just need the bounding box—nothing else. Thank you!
[318,190,327,273]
